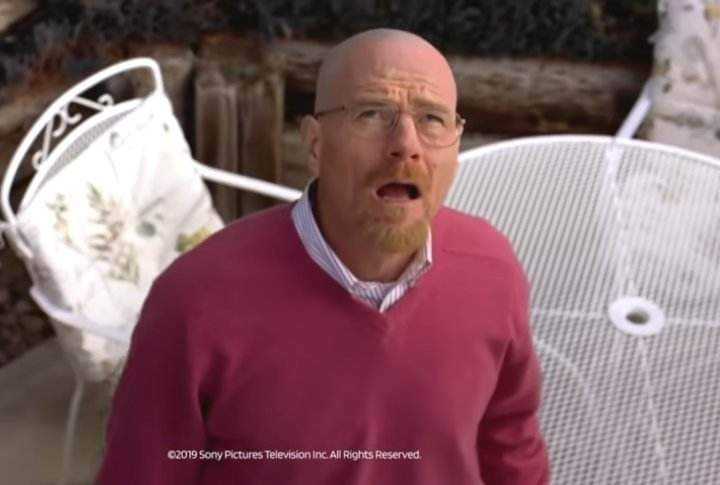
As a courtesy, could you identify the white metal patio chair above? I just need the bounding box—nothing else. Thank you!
[448,2,720,478]
[0,57,300,485]
[450,131,720,483]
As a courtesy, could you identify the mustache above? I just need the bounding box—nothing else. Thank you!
[363,163,431,194]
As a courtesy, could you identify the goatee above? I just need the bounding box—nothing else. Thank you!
[360,164,432,254]
[362,215,429,253]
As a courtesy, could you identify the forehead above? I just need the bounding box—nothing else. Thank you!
[334,39,457,109]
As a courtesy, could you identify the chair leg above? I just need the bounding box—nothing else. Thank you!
[57,375,85,485]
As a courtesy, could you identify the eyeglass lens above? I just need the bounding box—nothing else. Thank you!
[347,104,462,146]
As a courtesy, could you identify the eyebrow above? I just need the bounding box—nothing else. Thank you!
[352,96,453,114]
[352,96,391,106]
[412,99,453,114]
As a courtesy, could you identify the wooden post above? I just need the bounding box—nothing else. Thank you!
[195,64,240,220]
[195,35,285,222]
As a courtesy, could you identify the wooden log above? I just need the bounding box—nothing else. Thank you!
[195,35,285,221]
[451,56,649,135]
[272,39,649,135]
[274,40,328,94]
[0,0,37,33]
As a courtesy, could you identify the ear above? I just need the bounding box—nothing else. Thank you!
[300,115,322,177]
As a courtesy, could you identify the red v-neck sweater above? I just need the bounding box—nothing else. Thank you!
[97,205,550,484]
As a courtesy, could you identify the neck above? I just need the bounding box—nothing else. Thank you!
[330,235,417,283]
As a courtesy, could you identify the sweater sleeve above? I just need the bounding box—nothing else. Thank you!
[96,273,208,484]
[477,265,551,484]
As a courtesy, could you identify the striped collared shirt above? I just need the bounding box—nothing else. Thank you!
[291,180,432,313]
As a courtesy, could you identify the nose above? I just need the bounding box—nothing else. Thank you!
[386,112,422,162]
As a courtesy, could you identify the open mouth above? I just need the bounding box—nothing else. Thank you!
[376,182,421,201]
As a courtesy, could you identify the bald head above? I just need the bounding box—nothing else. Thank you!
[314,29,457,112]
[301,28,462,275]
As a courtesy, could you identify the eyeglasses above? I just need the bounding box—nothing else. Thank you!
[314,102,465,148]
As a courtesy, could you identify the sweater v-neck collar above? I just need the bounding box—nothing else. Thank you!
[282,204,433,335]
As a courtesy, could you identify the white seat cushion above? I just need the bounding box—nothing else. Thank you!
[15,93,223,381]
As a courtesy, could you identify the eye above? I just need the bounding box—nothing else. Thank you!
[356,109,382,120]
[352,104,394,123]
[419,112,449,128]
[422,112,447,125]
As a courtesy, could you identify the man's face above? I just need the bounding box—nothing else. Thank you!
[307,35,460,254]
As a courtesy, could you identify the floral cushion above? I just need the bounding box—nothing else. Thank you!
[15,93,223,381]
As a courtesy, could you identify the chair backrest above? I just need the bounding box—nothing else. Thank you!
[450,135,720,483]
[0,58,292,381]
[2,59,162,245]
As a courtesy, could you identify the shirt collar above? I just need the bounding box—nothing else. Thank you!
[291,179,432,292]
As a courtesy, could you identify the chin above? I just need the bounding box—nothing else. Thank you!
[364,219,429,254]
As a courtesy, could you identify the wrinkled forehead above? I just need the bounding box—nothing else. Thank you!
[316,34,457,111]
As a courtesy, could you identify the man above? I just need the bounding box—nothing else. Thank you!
[97,29,550,484]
